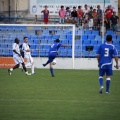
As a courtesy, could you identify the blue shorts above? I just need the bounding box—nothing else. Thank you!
[48,52,56,62]
[99,68,113,76]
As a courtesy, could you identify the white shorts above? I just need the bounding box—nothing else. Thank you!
[13,55,24,64]
[89,18,93,27]
[25,54,33,63]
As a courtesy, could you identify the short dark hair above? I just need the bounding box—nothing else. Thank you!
[14,38,19,43]
[66,7,69,10]
[90,7,93,9]
[24,37,28,40]
[73,6,76,9]
[55,39,60,43]
[61,5,64,9]
[78,6,81,9]
[106,35,112,42]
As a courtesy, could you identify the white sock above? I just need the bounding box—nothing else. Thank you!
[10,68,13,71]
[31,64,35,73]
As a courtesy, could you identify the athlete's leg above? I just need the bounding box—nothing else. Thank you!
[106,69,112,93]
[98,68,105,93]
[50,62,54,77]
[43,53,56,67]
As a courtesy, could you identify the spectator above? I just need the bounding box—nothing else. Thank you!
[105,5,113,30]
[92,9,98,29]
[83,13,89,30]
[71,7,77,24]
[83,4,89,17]
[41,5,49,24]
[88,7,93,30]
[97,5,102,30]
[59,5,66,24]
[65,7,71,23]
[83,4,90,30]
[77,6,83,27]
[110,11,119,32]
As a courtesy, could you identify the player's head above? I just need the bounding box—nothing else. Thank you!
[14,38,20,44]
[106,35,112,42]
[55,39,60,43]
[23,37,28,43]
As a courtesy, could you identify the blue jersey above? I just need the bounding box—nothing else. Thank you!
[49,42,62,53]
[96,42,118,69]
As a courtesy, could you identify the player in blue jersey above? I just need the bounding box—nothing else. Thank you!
[96,35,119,94]
[43,39,70,77]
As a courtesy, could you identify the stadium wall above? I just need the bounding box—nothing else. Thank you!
[34,58,119,70]
[0,57,119,70]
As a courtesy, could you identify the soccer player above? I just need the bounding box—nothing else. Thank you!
[43,39,70,77]
[96,35,119,94]
[22,37,35,74]
[8,38,31,75]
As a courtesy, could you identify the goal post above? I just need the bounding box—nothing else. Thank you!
[0,24,76,69]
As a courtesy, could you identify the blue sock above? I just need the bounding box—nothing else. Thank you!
[44,59,51,66]
[50,67,54,76]
[99,77,103,87]
[106,78,111,93]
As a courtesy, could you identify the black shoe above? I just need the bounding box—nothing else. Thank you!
[52,75,54,77]
[43,64,45,67]
[99,86,104,94]
[99,90,102,94]
[8,69,11,75]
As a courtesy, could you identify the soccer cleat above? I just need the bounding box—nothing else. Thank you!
[32,72,36,74]
[106,92,110,94]
[52,75,54,77]
[42,64,45,67]
[8,69,11,75]
[99,86,104,94]
[26,73,31,75]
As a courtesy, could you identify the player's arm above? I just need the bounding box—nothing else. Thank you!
[25,49,34,52]
[13,49,21,57]
[23,44,34,52]
[114,56,119,69]
[114,47,119,69]
[61,44,71,47]
[96,54,100,67]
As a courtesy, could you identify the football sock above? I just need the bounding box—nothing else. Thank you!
[50,67,54,76]
[106,78,111,93]
[10,68,13,71]
[31,64,35,74]
[99,76,103,87]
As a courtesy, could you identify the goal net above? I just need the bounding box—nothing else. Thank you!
[0,24,77,69]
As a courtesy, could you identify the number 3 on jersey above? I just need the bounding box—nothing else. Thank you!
[104,48,109,57]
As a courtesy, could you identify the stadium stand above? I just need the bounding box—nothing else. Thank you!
[0,25,120,58]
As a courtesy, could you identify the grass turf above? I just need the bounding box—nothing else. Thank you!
[0,68,120,120]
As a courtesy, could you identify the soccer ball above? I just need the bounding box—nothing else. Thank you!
[53,59,56,65]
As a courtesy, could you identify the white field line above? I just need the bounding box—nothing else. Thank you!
[0,99,120,104]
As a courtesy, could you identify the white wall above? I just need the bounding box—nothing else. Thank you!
[34,58,120,70]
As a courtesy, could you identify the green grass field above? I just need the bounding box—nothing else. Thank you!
[0,68,120,120]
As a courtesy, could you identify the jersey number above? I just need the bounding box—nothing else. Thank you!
[104,48,109,57]
[51,44,54,48]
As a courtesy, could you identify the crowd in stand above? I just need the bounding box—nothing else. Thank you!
[40,4,119,31]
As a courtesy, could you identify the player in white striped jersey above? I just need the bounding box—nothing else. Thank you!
[22,37,35,74]
[8,38,31,75]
